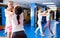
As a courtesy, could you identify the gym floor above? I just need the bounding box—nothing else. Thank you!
[0,20,60,38]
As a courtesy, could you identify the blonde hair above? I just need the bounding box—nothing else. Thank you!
[8,1,13,5]
[9,1,13,3]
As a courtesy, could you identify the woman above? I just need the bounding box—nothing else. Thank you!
[5,1,13,38]
[12,6,27,38]
[35,7,46,36]
[43,8,54,36]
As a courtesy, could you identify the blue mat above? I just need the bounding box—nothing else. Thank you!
[0,21,60,38]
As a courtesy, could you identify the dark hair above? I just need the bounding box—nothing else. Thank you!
[45,7,50,11]
[15,6,23,24]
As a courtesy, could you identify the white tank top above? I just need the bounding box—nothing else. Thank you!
[12,13,24,33]
[37,10,42,25]
[46,12,50,21]
[5,9,12,26]
[38,13,42,22]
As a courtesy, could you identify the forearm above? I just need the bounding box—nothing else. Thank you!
[40,13,47,16]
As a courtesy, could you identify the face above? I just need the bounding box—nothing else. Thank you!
[8,2,13,8]
[7,1,14,12]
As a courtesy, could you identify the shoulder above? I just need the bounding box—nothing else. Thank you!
[20,13,23,16]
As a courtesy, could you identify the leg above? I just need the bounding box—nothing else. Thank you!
[38,22,44,36]
[39,22,43,34]
[48,21,54,35]
[35,27,39,33]
[43,22,48,33]
[35,21,43,35]
[7,26,12,38]
[7,32,12,38]
[35,21,41,33]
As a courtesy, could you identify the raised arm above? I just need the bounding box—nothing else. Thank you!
[40,11,47,16]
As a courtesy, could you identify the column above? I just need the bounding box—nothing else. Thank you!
[30,3,37,28]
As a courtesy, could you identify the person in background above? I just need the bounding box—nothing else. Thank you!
[5,1,14,38]
[43,8,54,36]
[35,7,46,36]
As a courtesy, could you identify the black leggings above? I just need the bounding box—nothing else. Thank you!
[12,31,27,38]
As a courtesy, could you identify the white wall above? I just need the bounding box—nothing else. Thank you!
[3,0,11,4]
[3,0,30,8]
[2,0,55,8]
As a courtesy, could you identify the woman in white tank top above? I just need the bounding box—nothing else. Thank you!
[35,7,46,36]
[5,1,13,38]
[43,8,54,36]
[12,6,27,38]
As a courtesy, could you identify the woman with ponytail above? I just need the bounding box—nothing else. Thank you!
[12,6,27,38]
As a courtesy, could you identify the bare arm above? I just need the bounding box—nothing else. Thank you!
[40,11,47,16]
[41,9,51,16]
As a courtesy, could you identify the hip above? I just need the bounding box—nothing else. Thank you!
[12,31,27,38]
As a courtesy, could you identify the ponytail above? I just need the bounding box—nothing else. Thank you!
[17,15,20,24]
[15,6,23,24]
